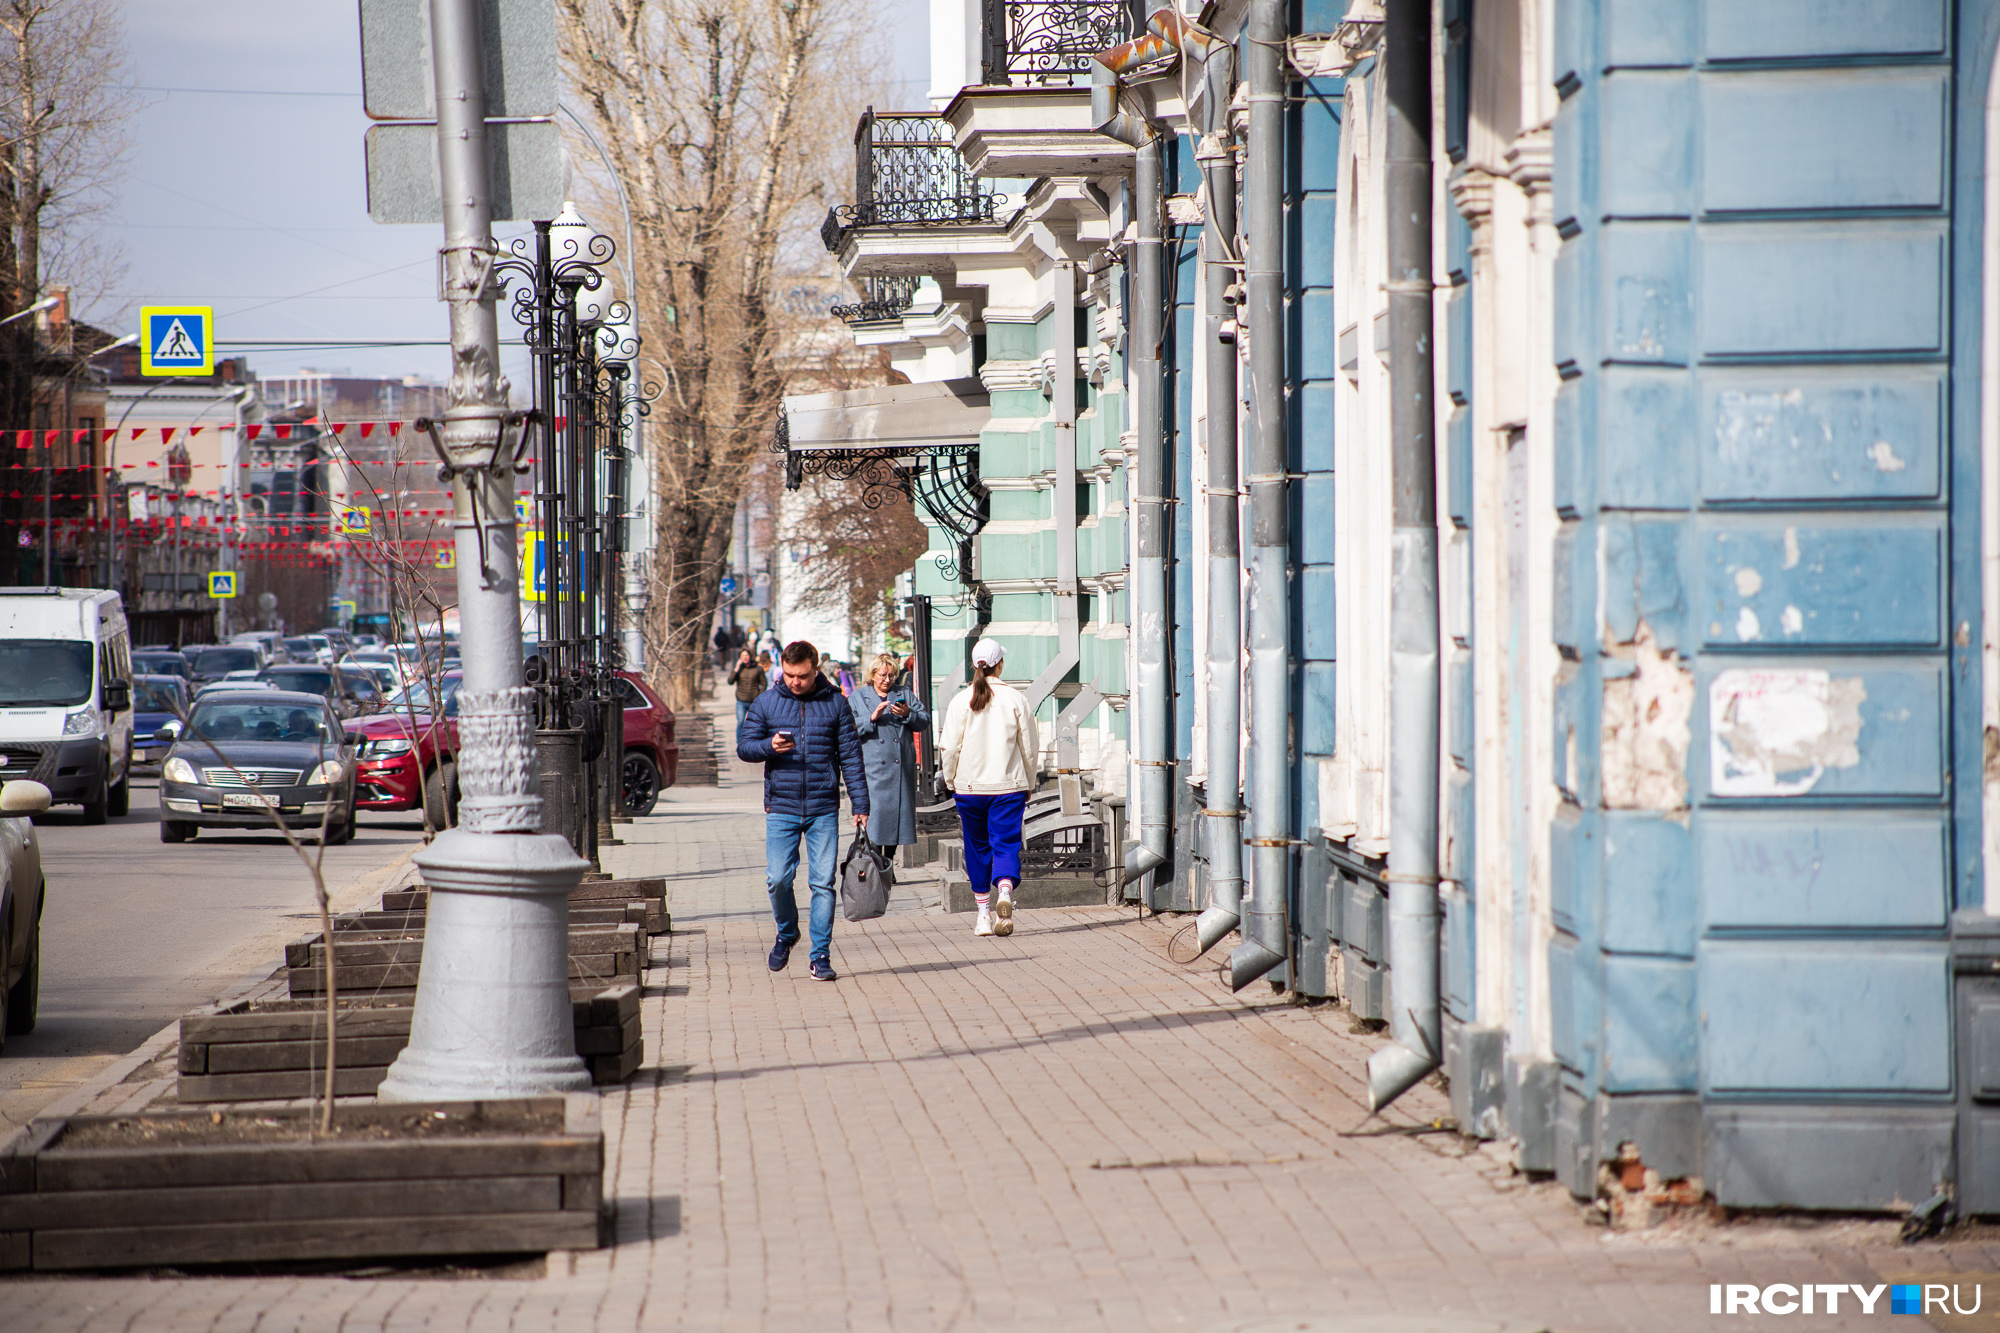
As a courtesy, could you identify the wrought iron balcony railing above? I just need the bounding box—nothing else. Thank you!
[820,111,1001,253]
[981,0,1143,86]
[831,275,922,326]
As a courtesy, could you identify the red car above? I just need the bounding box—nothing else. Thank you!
[346,670,676,820]
[613,671,678,816]
[348,674,462,822]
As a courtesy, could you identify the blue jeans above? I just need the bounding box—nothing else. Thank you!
[736,699,750,734]
[955,791,1027,897]
[766,809,839,959]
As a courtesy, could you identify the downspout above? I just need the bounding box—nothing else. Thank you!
[1366,0,1443,1111]
[1228,0,1290,990]
[1095,49,1171,888]
[1098,10,1219,888]
[1194,44,1243,954]
[1019,240,1084,791]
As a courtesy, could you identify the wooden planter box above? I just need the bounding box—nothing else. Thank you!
[284,923,643,998]
[382,875,668,935]
[334,901,654,933]
[177,985,643,1103]
[0,1095,602,1271]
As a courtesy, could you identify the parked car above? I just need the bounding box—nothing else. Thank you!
[258,664,384,719]
[195,677,276,700]
[227,631,290,665]
[187,644,263,684]
[131,675,190,775]
[0,777,50,1051]
[282,634,334,665]
[132,649,192,683]
[341,660,401,698]
[613,670,678,816]
[155,690,357,845]
[348,672,462,823]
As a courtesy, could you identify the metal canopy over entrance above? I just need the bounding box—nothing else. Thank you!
[776,377,990,546]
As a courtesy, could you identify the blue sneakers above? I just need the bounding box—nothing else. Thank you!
[768,934,794,972]
[810,956,838,982]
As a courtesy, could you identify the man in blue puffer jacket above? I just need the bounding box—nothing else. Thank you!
[737,640,870,981]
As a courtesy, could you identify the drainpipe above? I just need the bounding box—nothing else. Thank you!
[1094,52,1170,889]
[1019,239,1084,791]
[1194,44,1242,954]
[1097,9,1221,890]
[1228,0,1289,990]
[1367,0,1442,1111]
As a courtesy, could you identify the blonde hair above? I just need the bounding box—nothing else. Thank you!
[869,653,899,686]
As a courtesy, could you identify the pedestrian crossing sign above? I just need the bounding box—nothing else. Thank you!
[208,571,237,599]
[140,306,213,377]
[336,506,371,536]
[434,548,455,569]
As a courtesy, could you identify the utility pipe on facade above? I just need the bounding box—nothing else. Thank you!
[1193,44,1243,955]
[1229,0,1291,990]
[1093,51,1170,890]
[1366,0,1443,1111]
[1096,9,1220,891]
[378,0,592,1101]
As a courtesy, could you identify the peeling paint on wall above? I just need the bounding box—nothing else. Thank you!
[1710,668,1865,797]
[1601,626,1693,811]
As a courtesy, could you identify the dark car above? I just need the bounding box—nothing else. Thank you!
[155,690,358,844]
[186,644,263,685]
[132,650,192,683]
[130,674,189,775]
[612,671,678,816]
[258,664,384,719]
[347,672,460,822]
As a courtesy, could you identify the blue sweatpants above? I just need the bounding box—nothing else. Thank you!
[954,790,1027,897]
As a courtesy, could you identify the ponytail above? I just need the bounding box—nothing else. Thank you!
[969,662,995,712]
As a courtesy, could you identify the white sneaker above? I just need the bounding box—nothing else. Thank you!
[974,908,994,937]
[993,883,1015,936]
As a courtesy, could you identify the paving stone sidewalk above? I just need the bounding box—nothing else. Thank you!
[7,695,1999,1331]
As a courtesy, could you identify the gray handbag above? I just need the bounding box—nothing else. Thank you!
[839,839,893,921]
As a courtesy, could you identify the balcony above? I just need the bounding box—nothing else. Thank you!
[830,275,922,327]
[979,0,1143,87]
[820,112,1002,255]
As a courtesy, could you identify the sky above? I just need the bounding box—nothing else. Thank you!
[101,0,930,397]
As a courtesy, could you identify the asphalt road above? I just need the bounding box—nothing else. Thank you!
[0,777,428,1134]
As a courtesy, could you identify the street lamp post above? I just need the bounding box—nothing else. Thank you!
[376,0,591,1101]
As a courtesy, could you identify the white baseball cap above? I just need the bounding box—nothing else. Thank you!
[970,638,1005,668]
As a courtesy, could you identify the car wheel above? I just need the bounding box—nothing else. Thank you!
[159,819,193,843]
[6,899,38,1035]
[108,769,130,818]
[422,762,456,828]
[81,774,108,825]
[622,750,659,817]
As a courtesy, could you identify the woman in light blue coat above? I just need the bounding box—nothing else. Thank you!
[849,653,929,853]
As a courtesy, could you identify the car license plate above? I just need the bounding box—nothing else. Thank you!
[222,792,281,809]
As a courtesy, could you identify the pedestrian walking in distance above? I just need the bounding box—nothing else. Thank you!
[729,647,765,737]
[737,640,869,981]
[938,638,1038,937]
[850,652,930,860]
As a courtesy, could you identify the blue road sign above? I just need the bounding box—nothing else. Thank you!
[719,576,738,597]
[141,306,213,377]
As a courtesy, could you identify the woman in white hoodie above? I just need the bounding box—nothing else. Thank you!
[938,637,1039,937]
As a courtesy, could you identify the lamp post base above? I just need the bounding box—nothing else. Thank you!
[377,827,593,1101]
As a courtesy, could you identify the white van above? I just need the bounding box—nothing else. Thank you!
[0,589,134,823]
